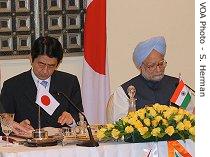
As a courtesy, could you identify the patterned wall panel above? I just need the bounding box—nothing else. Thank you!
[0,0,35,58]
[0,0,85,58]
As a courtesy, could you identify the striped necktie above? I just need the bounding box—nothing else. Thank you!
[40,80,48,88]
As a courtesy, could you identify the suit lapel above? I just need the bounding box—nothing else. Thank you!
[23,70,37,104]
[49,71,60,99]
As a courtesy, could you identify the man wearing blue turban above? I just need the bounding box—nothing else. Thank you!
[107,36,179,122]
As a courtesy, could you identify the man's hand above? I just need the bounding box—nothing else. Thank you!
[58,111,74,125]
[19,119,34,131]
[11,121,33,137]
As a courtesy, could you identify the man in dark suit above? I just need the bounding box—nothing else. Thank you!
[0,36,83,129]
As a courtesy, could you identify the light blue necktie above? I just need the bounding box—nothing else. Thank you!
[40,80,48,88]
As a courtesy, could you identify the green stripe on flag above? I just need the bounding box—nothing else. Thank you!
[175,152,179,157]
[181,92,191,109]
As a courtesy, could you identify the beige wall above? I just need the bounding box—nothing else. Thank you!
[0,0,194,93]
[108,0,195,93]
[0,57,83,89]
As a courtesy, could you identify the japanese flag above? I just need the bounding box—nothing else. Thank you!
[82,0,110,124]
[36,86,60,115]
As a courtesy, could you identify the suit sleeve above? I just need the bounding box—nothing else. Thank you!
[0,81,16,114]
[0,102,5,113]
[69,76,83,122]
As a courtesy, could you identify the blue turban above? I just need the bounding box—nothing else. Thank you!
[133,36,166,68]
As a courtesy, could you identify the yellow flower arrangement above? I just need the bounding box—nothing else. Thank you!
[97,103,195,142]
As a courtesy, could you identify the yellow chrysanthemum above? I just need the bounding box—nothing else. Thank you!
[138,127,149,135]
[163,105,169,109]
[151,119,159,127]
[165,126,175,136]
[137,109,146,119]
[128,117,138,125]
[148,108,157,117]
[162,119,168,126]
[133,120,143,129]
[184,110,191,116]
[152,103,163,112]
[189,114,195,121]
[125,125,134,133]
[106,123,114,130]
[144,118,151,126]
[96,130,105,140]
[163,110,173,119]
[128,112,138,119]
[100,128,107,132]
[121,116,129,124]
[151,127,161,137]
[111,129,120,139]
[189,127,195,136]
[174,114,184,122]
[176,122,185,131]
[183,120,192,130]
[178,108,185,115]
[169,106,178,113]
[155,115,163,122]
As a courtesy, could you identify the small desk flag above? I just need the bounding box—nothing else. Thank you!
[36,85,60,115]
[170,80,192,110]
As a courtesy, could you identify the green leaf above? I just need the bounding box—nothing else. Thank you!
[189,135,195,141]
[157,132,166,138]
[177,132,186,141]
[142,131,151,139]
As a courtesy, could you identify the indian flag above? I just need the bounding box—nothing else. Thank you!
[170,80,191,109]
[167,141,192,157]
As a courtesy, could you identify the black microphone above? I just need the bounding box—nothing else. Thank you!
[185,84,195,93]
[55,91,99,147]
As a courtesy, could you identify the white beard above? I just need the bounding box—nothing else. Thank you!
[142,72,164,81]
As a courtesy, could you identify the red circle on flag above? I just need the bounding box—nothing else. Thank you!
[41,95,50,106]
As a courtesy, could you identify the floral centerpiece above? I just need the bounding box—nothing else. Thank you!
[97,103,195,143]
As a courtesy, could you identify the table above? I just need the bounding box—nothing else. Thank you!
[0,138,194,157]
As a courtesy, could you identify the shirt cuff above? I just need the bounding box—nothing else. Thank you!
[67,119,77,128]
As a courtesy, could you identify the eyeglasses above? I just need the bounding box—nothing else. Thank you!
[142,60,167,71]
[37,61,57,70]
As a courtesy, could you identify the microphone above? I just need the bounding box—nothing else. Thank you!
[127,85,137,112]
[185,84,195,93]
[55,91,99,147]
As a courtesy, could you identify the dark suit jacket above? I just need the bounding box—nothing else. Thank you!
[0,102,4,113]
[0,70,83,129]
[121,74,179,109]
[0,102,4,135]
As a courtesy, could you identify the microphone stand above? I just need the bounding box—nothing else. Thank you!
[185,84,195,93]
[56,92,99,147]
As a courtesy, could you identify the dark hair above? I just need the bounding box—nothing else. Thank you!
[31,36,63,65]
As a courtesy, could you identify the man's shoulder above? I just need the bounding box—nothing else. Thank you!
[162,75,179,83]
[122,75,142,85]
[53,70,78,81]
[121,75,142,90]
[121,74,179,90]
[4,70,30,84]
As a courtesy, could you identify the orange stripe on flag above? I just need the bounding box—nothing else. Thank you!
[168,141,192,157]
[170,80,185,102]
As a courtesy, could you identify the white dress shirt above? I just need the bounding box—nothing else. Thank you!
[31,70,51,91]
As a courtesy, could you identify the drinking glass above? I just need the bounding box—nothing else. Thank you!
[0,113,15,146]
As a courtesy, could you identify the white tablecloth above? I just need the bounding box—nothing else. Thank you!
[0,139,194,157]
